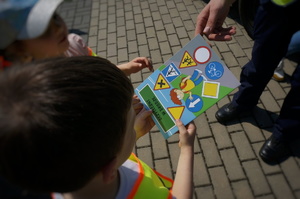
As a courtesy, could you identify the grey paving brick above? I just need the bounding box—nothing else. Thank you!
[256,195,275,199]
[194,113,212,138]
[97,39,107,52]
[128,40,138,53]
[179,10,191,21]
[117,36,127,49]
[151,132,169,159]
[211,123,233,149]
[168,143,180,172]
[209,167,234,199]
[168,34,180,47]
[127,29,137,41]
[135,23,146,34]
[205,104,219,123]
[138,45,150,58]
[200,138,222,167]
[235,35,253,49]
[183,19,195,32]
[216,42,230,53]
[134,14,143,24]
[136,146,153,168]
[195,186,215,199]
[229,43,246,57]
[237,57,250,67]
[142,8,152,18]
[171,45,182,55]
[146,27,156,38]
[159,41,172,55]
[117,48,128,62]
[176,26,189,38]
[130,72,143,83]
[165,23,176,34]
[241,120,265,142]
[135,131,151,147]
[222,51,239,67]
[232,180,255,199]
[88,36,97,47]
[243,160,271,196]
[131,0,140,6]
[140,1,149,9]
[260,91,281,113]
[267,80,287,100]
[159,5,169,15]
[281,158,300,190]
[144,17,153,28]
[267,174,295,199]
[162,14,172,24]
[150,49,163,64]
[244,48,252,60]
[220,148,245,180]
[231,131,256,161]
[107,44,117,57]
[154,20,164,31]
[107,32,116,44]
[156,30,168,42]
[172,16,184,28]
[128,52,139,61]
[154,158,173,180]
[179,37,190,47]
[149,3,158,12]
[226,122,243,133]
[193,153,211,186]
[169,8,180,18]
[137,33,147,45]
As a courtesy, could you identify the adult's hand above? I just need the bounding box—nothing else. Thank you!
[195,0,237,41]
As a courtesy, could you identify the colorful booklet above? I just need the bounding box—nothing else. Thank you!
[135,34,240,139]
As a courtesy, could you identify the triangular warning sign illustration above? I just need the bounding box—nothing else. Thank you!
[154,74,170,90]
[179,51,197,68]
[167,106,185,120]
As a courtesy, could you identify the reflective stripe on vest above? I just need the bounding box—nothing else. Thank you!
[87,47,97,57]
[127,153,173,199]
[272,0,295,6]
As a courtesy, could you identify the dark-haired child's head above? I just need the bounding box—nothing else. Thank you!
[0,56,135,192]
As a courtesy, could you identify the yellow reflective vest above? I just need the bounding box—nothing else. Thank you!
[127,153,174,199]
[272,0,296,6]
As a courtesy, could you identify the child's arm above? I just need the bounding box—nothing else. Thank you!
[172,120,196,199]
[117,57,153,76]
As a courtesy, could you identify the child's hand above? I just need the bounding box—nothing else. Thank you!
[176,120,196,148]
[134,107,155,140]
[118,57,153,76]
[132,95,143,115]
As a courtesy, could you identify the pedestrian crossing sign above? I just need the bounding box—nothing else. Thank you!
[162,62,181,82]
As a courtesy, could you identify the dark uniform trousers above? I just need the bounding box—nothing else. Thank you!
[231,0,300,140]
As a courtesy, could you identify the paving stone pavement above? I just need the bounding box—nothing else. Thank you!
[58,0,300,198]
